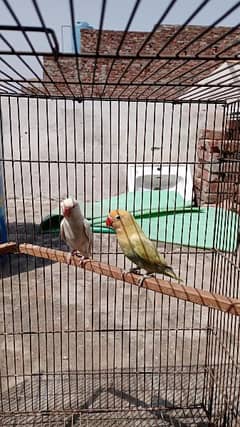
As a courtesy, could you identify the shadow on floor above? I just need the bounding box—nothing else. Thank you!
[1,222,65,278]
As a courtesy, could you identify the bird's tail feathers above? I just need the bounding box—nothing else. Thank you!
[164,267,183,282]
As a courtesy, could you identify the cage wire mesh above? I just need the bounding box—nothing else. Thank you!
[0,0,240,426]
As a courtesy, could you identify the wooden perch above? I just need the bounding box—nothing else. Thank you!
[1,242,240,316]
[0,242,17,255]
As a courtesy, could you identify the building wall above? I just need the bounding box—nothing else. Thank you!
[0,97,224,203]
[40,25,240,100]
[194,127,240,212]
[24,26,239,211]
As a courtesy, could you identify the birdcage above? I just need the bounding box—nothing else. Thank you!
[0,1,240,426]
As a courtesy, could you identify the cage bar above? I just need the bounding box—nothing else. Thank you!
[1,0,240,425]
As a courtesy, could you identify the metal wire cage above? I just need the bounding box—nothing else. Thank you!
[0,0,240,425]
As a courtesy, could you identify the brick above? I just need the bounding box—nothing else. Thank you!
[193,177,203,190]
[226,119,240,135]
[208,171,222,182]
[195,165,207,180]
[197,148,209,162]
[197,141,222,158]
[207,182,221,193]
[196,180,219,194]
[198,129,224,140]
[209,145,221,154]
[207,195,219,204]
[197,148,221,162]
[218,182,237,195]
[226,129,240,140]
[193,177,237,205]
[234,189,240,204]
[222,140,240,153]
[218,198,238,211]
[221,161,240,173]
[194,189,204,206]
[195,166,220,182]
[222,173,240,184]
[204,162,221,173]
[194,188,219,205]
[202,192,218,204]
[194,181,218,200]
[24,25,240,99]
[198,138,223,151]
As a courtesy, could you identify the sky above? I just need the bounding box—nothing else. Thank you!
[0,0,239,78]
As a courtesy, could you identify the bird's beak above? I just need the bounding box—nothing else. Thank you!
[106,216,113,227]
[63,207,71,217]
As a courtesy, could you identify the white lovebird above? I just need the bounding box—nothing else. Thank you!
[60,197,92,264]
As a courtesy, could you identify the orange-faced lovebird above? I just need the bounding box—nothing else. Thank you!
[106,209,181,285]
[60,197,92,264]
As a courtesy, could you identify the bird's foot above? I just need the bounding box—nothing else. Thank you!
[138,273,155,287]
[78,256,88,266]
[71,249,82,257]
[71,250,89,266]
[122,267,141,276]
[129,267,141,274]
[67,250,81,265]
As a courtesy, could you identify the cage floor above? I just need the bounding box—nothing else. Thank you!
[0,408,210,426]
[0,368,210,426]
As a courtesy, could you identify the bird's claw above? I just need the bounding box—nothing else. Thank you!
[67,250,81,265]
[70,251,89,266]
[138,273,155,287]
[129,267,141,274]
[122,267,141,277]
[71,249,82,257]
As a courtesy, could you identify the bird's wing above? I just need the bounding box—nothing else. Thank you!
[83,219,93,251]
[129,231,167,267]
[60,219,66,243]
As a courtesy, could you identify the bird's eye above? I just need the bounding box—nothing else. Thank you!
[115,215,120,220]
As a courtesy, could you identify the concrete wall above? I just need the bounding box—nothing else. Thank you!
[0,97,224,224]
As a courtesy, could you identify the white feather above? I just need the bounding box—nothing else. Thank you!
[60,198,92,258]
[62,197,76,209]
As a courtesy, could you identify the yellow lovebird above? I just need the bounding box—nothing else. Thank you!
[106,209,182,285]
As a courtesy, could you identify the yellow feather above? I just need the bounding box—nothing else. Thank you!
[108,209,181,281]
